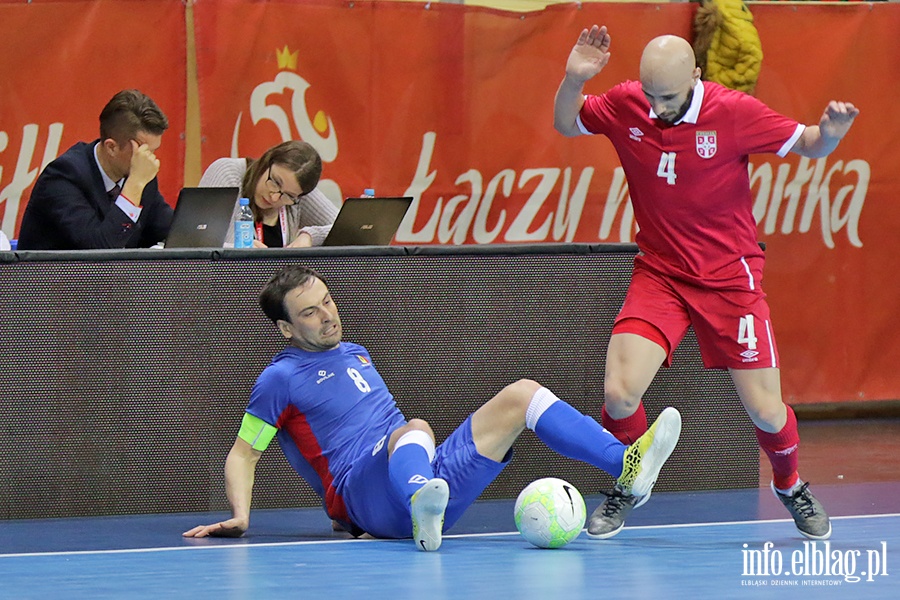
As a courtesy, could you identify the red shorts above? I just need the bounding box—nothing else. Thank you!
[614,258,780,370]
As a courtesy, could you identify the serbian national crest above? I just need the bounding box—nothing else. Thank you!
[696,130,717,159]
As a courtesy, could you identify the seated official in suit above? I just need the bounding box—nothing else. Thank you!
[199,141,338,248]
[16,89,174,250]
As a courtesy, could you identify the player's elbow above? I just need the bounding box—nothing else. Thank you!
[553,119,581,138]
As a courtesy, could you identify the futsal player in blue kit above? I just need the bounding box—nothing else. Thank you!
[183,265,683,550]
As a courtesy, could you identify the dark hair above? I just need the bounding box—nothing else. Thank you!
[240,141,323,207]
[99,89,169,144]
[258,265,326,323]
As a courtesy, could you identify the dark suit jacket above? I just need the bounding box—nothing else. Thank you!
[16,141,174,250]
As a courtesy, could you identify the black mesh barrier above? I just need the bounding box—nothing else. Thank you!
[0,247,757,519]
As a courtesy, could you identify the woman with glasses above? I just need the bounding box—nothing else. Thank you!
[199,141,338,247]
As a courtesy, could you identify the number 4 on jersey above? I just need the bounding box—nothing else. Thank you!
[657,152,677,185]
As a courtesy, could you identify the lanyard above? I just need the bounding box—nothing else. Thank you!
[254,206,289,246]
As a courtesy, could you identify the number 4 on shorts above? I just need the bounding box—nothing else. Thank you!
[738,315,758,350]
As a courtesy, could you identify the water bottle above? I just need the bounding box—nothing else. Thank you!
[234,197,254,248]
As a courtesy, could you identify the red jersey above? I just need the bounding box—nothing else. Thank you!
[578,80,804,283]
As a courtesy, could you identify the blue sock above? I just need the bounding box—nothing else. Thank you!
[530,391,626,478]
[388,432,435,507]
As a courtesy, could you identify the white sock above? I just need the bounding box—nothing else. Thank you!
[776,479,804,496]
[524,387,560,431]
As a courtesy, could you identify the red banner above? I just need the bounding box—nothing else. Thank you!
[193,1,900,404]
[0,0,186,235]
[749,3,900,405]
[2,1,899,405]
[193,1,699,240]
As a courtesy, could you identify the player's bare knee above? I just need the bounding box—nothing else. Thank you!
[748,405,787,431]
[405,418,435,439]
[503,378,542,413]
[478,379,539,428]
[508,378,541,397]
[389,419,435,450]
[604,382,641,416]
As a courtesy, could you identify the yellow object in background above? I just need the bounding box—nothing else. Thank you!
[693,0,763,95]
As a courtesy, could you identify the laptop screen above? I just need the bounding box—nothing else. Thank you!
[164,187,239,248]
[322,196,413,247]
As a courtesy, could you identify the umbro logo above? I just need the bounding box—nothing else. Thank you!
[408,474,430,485]
[740,350,759,363]
[629,127,645,142]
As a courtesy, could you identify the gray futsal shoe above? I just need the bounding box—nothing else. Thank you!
[586,484,645,539]
[411,478,450,551]
[772,481,832,540]
[587,407,681,539]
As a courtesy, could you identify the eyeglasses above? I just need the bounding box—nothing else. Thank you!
[265,167,304,205]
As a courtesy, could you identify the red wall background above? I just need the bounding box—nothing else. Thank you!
[1,0,898,405]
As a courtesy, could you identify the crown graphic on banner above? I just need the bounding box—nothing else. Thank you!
[276,45,299,70]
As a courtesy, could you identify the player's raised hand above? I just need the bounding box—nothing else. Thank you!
[818,101,859,141]
[566,25,612,84]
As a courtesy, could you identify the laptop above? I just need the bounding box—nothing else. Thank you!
[322,196,413,246]
[164,187,240,248]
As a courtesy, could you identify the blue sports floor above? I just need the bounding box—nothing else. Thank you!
[1,483,897,599]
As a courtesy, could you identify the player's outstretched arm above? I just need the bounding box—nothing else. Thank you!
[791,101,860,158]
[554,25,611,137]
[182,438,261,538]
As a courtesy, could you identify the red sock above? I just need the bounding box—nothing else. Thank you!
[755,405,800,491]
[602,402,648,445]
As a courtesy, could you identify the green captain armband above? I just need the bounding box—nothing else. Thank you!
[238,412,279,451]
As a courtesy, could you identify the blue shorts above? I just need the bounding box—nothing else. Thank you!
[342,415,511,539]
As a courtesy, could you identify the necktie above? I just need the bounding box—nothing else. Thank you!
[108,183,122,202]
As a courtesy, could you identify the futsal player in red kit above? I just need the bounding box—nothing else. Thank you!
[554,25,858,540]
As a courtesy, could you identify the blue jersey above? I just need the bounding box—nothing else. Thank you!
[246,342,407,524]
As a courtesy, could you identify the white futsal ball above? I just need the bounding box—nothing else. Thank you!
[514,477,586,549]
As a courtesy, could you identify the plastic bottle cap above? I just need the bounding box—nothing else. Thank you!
[239,197,250,205]
[363,188,375,197]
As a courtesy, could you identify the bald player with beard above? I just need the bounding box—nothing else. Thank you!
[554,25,858,540]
